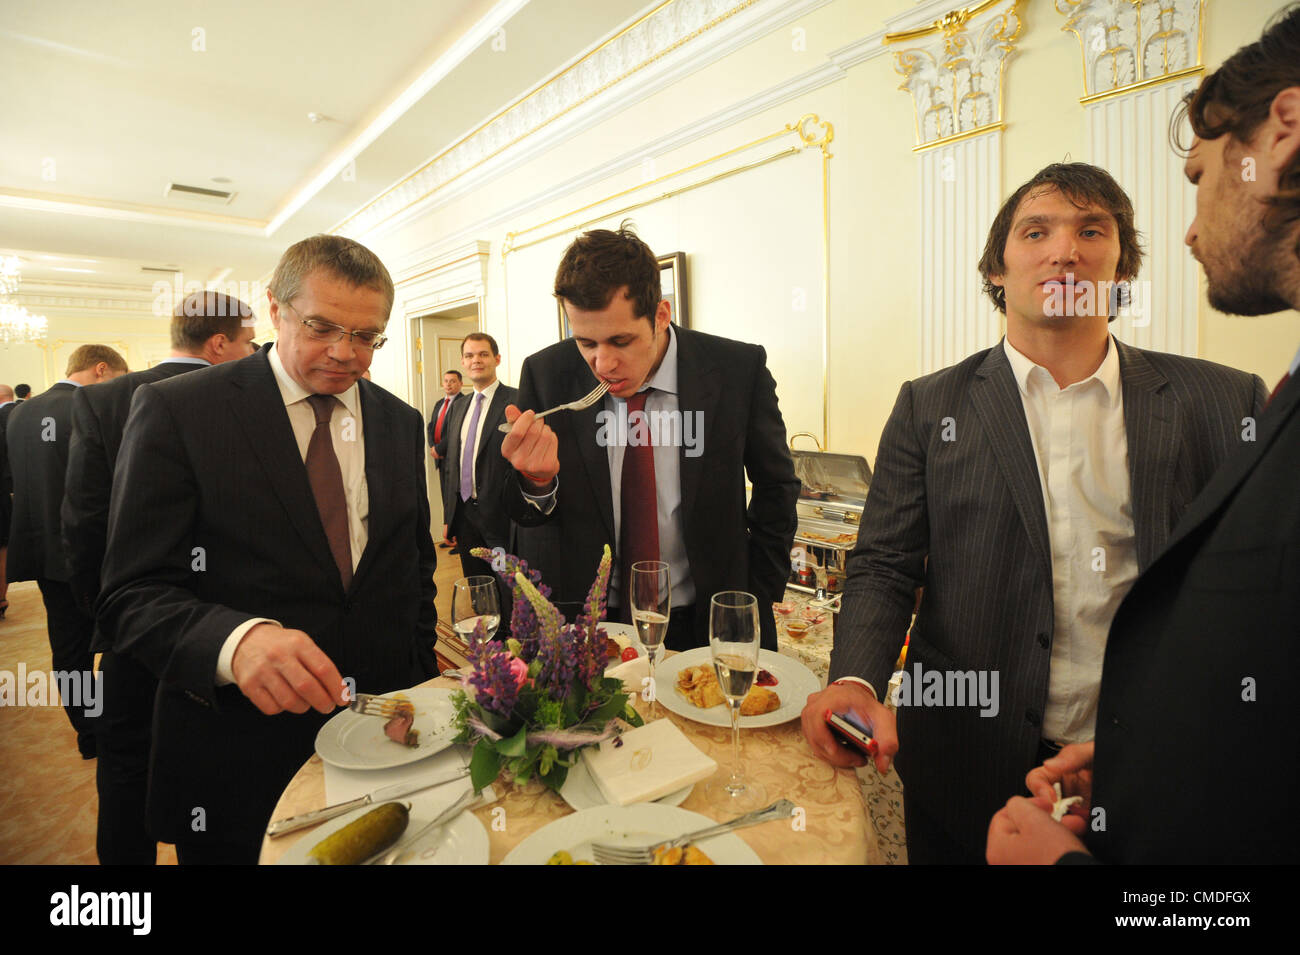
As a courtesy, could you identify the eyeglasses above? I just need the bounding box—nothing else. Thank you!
[279,300,387,351]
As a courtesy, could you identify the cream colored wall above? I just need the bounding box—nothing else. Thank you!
[0,313,173,390]
[365,0,1300,468]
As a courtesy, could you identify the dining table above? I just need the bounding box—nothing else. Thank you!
[260,651,880,865]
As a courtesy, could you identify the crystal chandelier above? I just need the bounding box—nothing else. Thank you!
[0,256,48,345]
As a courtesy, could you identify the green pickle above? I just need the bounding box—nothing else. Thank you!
[308,803,410,865]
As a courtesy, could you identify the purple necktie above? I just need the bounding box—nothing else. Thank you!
[460,392,485,502]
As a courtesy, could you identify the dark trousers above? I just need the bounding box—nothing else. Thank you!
[451,500,513,635]
[95,650,158,865]
[903,788,986,865]
[37,577,97,758]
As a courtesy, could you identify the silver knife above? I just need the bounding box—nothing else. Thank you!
[370,785,484,865]
[265,766,470,837]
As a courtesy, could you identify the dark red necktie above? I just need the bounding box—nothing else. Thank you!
[620,390,658,617]
[1265,371,1291,409]
[306,394,352,590]
[434,397,451,444]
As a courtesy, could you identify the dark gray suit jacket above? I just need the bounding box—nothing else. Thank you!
[438,382,517,547]
[96,346,439,850]
[829,338,1267,856]
[1085,364,1299,863]
[63,360,207,623]
[7,383,78,582]
[501,326,800,650]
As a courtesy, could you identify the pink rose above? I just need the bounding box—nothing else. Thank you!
[507,655,530,689]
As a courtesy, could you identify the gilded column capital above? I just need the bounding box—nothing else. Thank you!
[1056,0,1206,103]
[885,0,1022,151]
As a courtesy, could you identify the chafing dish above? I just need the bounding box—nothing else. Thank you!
[787,443,871,597]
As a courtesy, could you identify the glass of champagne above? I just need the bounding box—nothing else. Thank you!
[706,591,767,813]
[451,576,501,646]
[629,561,670,718]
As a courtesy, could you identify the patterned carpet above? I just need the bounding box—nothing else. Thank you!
[0,544,466,865]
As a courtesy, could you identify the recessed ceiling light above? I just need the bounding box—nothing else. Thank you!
[307,112,335,124]
[211,176,232,184]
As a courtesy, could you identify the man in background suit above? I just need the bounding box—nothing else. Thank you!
[500,227,799,651]
[428,369,466,550]
[97,235,439,864]
[7,345,128,756]
[988,6,1300,864]
[0,384,17,616]
[801,163,1266,863]
[428,369,466,456]
[62,291,256,864]
[437,334,517,617]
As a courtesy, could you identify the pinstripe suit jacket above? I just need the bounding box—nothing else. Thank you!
[829,337,1266,856]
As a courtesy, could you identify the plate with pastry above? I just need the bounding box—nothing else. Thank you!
[501,804,762,865]
[653,647,820,729]
[314,687,458,770]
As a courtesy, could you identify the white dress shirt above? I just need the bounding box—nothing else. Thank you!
[1004,335,1139,742]
[216,344,369,684]
[458,379,500,499]
[605,325,694,609]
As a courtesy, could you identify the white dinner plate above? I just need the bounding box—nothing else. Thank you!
[557,756,692,811]
[653,648,820,729]
[275,801,489,866]
[315,687,458,770]
[501,803,763,865]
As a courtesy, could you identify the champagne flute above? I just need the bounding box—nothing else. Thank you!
[451,576,501,646]
[706,591,767,813]
[629,561,670,718]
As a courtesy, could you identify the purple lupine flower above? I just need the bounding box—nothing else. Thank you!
[469,649,522,717]
[573,545,612,641]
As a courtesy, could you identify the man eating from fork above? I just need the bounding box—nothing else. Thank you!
[499,224,800,651]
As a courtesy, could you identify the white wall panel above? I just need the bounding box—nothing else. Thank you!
[1086,78,1200,355]
[918,129,1003,374]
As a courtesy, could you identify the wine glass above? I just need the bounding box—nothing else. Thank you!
[629,561,670,718]
[451,576,501,646]
[706,591,768,813]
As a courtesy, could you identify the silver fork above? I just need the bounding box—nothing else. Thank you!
[347,693,409,720]
[591,799,795,865]
[496,380,610,433]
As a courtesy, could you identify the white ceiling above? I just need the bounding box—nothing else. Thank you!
[0,0,650,291]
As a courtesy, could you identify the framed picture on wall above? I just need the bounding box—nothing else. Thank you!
[557,251,689,338]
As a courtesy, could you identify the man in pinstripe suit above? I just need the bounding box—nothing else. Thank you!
[801,163,1267,863]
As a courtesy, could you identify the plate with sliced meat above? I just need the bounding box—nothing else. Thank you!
[315,687,459,770]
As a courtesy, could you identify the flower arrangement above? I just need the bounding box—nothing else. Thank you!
[452,545,643,793]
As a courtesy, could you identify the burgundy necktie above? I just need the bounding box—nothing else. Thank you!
[620,390,658,617]
[1265,371,1291,409]
[306,394,352,590]
[434,396,451,444]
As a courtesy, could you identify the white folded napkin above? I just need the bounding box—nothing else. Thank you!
[582,719,717,806]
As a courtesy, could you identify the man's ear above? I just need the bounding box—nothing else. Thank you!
[1266,86,1300,175]
[654,298,672,330]
[267,288,281,330]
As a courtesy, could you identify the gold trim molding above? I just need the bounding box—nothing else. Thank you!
[888,0,1022,149]
[331,0,762,239]
[1057,0,1206,103]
